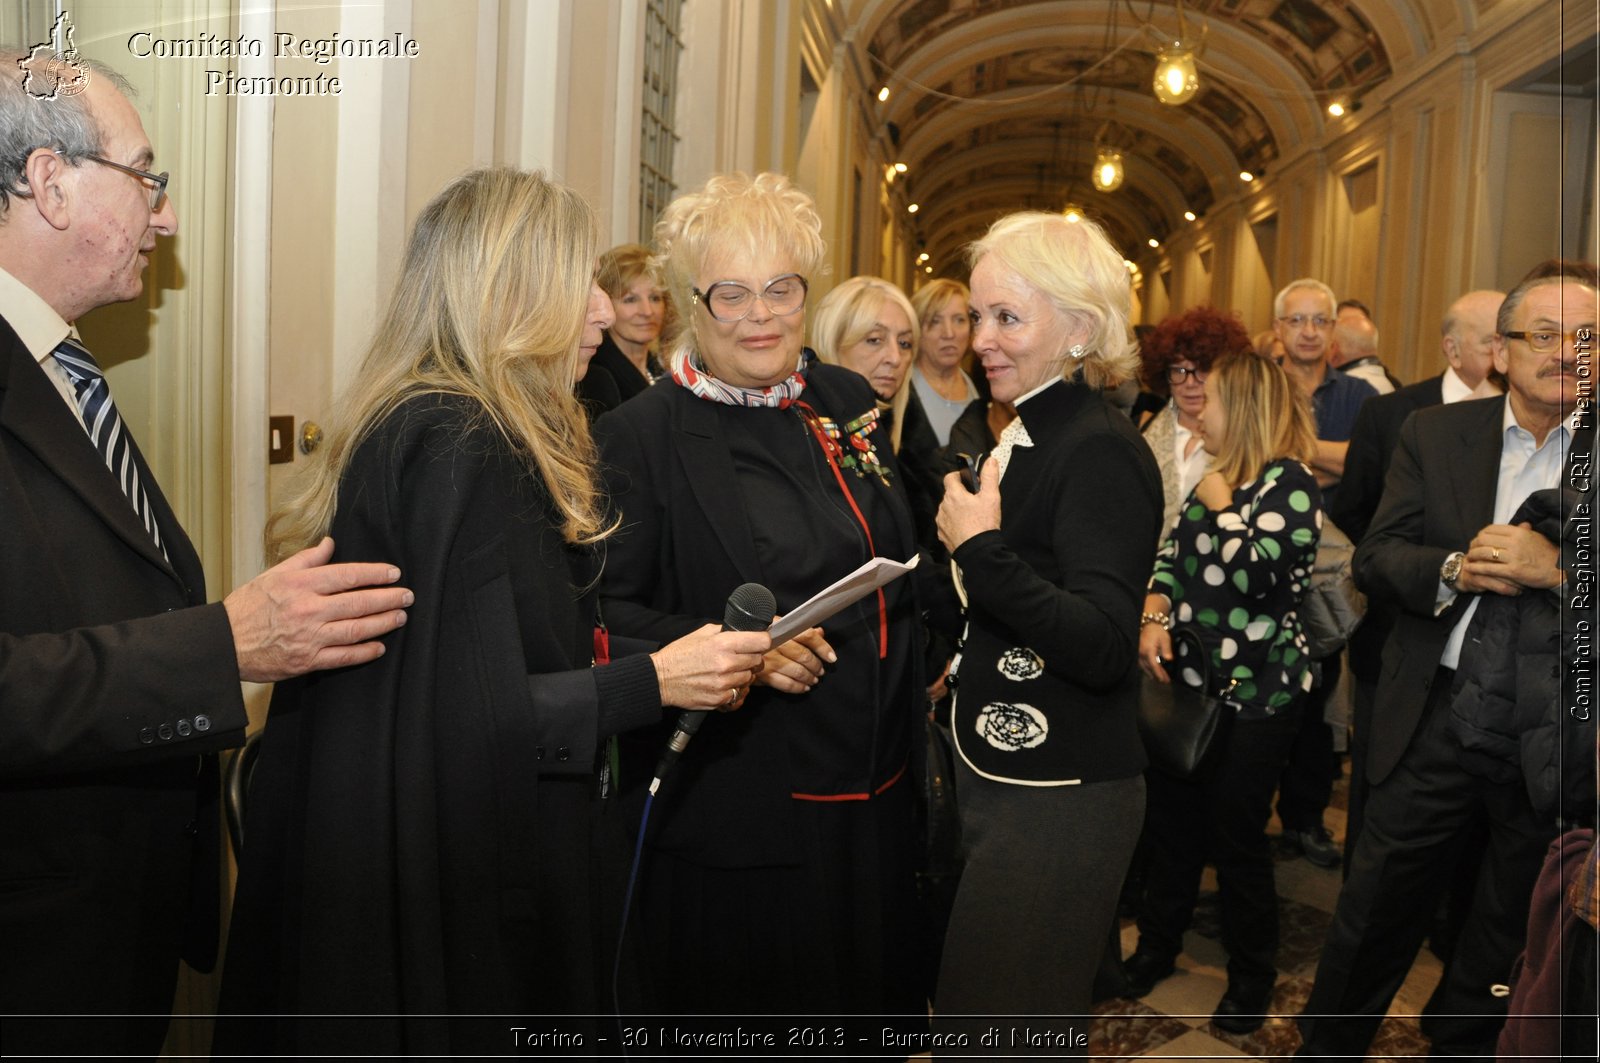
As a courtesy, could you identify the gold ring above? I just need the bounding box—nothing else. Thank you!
[1491,547,1502,562]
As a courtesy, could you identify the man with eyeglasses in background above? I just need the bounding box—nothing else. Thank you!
[1269,279,1380,870]
[0,50,411,1055]
[1296,268,1594,1061]
[1273,278,1381,507]
[1331,289,1506,872]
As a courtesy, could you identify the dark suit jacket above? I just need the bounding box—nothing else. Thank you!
[1352,394,1505,786]
[0,315,247,1047]
[1332,373,1446,681]
[1331,373,1445,544]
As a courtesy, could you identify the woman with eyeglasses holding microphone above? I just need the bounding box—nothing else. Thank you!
[594,172,929,1019]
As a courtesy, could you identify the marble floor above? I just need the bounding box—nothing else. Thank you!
[1087,769,1441,1062]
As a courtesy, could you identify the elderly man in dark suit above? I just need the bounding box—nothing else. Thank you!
[1330,289,1504,861]
[0,52,411,1054]
[1296,272,1593,1060]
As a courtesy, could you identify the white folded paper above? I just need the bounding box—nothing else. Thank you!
[767,554,919,645]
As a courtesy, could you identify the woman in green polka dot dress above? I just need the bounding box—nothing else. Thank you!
[1123,351,1322,1034]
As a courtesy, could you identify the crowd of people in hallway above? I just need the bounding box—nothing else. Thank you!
[3,52,1595,1061]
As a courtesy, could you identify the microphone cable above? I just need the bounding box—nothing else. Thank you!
[611,788,655,1059]
[610,582,775,1055]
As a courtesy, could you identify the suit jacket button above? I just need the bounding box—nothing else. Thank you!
[176,719,192,737]
[557,746,570,762]
[194,715,211,732]
[184,819,198,836]
[138,727,155,744]
[535,746,545,761]
[158,723,174,741]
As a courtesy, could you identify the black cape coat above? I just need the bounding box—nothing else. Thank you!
[215,394,661,1055]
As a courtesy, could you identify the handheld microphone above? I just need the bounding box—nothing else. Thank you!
[649,582,776,794]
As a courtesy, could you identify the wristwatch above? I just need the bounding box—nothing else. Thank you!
[1440,550,1466,588]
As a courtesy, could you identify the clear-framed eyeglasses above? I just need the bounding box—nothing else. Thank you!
[1277,313,1333,331]
[81,154,169,211]
[692,274,808,323]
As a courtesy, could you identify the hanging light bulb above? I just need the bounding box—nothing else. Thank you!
[1153,41,1200,105]
[1152,3,1206,106]
[1092,147,1124,192]
[1062,203,1084,223]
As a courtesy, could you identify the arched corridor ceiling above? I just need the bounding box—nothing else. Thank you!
[847,0,1481,271]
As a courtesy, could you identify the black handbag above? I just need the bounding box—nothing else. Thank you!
[1137,626,1237,779]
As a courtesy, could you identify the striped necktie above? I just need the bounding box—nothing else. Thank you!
[50,337,167,559]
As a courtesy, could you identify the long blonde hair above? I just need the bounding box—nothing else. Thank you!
[266,168,610,560]
[1207,352,1318,487]
[811,277,920,452]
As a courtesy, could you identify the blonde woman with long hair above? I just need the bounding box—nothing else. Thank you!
[1127,350,1322,1033]
[215,169,767,1055]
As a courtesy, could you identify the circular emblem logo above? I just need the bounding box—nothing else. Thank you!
[996,647,1044,682]
[974,702,1049,751]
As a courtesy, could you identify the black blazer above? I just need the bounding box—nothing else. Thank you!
[577,333,658,417]
[594,362,922,866]
[949,379,1163,784]
[891,387,946,554]
[1331,373,1446,681]
[0,315,246,1048]
[1353,394,1505,786]
[1331,373,1445,544]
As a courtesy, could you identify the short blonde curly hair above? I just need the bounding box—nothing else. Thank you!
[967,211,1138,390]
[652,172,826,367]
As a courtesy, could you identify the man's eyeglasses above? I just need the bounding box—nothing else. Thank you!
[1277,314,1333,331]
[1166,364,1209,384]
[1502,329,1590,354]
[81,154,169,211]
[692,274,808,323]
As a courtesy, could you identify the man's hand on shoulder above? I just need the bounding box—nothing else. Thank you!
[224,537,413,683]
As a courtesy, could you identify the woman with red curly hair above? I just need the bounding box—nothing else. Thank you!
[1138,306,1254,535]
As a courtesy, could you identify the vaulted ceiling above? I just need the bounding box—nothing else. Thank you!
[845,0,1504,270]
